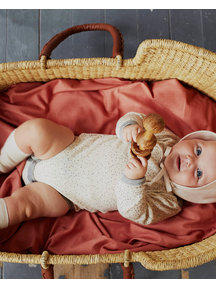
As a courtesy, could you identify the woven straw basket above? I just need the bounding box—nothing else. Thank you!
[1,23,216,278]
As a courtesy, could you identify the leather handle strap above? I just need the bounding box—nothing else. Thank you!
[39,23,124,59]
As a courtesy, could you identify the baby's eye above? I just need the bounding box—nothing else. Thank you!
[197,168,203,180]
[196,146,202,156]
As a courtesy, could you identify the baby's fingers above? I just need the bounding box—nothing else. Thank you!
[127,158,139,169]
[123,129,132,142]
[137,156,148,167]
[129,157,146,168]
[132,126,141,142]
[125,156,148,180]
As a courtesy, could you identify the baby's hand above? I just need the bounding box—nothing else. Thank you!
[122,124,144,143]
[124,156,148,180]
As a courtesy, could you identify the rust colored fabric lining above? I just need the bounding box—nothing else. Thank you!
[0,78,216,255]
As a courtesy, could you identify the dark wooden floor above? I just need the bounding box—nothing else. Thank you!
[1,9,216,62]
[1,8,216,279]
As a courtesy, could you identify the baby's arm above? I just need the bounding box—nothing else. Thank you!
[116,112,148,180]
[115,180,182,225]
[114,112,181,225]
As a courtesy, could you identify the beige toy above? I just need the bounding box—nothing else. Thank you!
[131,113,165,159]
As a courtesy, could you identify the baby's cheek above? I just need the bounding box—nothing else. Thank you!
[171,171,196,187]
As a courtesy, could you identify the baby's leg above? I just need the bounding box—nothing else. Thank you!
[0,119,74,228]
[15,118,75,160]
[3,182,70,227]
[0,118,75,172]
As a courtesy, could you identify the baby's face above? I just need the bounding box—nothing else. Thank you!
[164,139,216,187]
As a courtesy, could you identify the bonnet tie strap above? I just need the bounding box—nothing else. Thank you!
[145,146,173,192]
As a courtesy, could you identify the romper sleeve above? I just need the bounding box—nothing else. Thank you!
[115,179,182,225]
[115,112,146,142]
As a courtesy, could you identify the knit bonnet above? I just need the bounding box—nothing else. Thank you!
[170,130,216,204]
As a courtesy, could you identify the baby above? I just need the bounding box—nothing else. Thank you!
[0,112,216,229]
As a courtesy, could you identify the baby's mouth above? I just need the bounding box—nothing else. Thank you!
[177,155,181,170]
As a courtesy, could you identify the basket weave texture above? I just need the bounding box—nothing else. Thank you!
[1,38,216,271]
[1,39,216,98]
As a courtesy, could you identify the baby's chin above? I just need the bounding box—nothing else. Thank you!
[164,151,177,182]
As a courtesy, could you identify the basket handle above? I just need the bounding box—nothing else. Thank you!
[39,23,124,59]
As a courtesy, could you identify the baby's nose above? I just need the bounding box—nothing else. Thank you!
[186,155,192,166]
[182,155,193,169]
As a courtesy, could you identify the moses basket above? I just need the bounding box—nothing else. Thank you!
[1,23,216,279]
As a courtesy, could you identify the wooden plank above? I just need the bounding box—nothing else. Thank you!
[169,9,203,47]
[105,9,138,59]
[71,9,105,58]
[109,263,123,278]
[202,9,216,52]
[6,9,39,62]
[185,261,216,279]
[0,262,2,279]
[3,263,42,279]
[137,9,170,43]
[40,9,73,60]
[54,263,110,279]
[0,10,7,63]
[133,262,181,279]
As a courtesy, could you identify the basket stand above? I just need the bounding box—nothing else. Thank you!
[41,263,134,279]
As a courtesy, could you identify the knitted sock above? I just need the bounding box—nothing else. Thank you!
[0,199,9,229]
[0,130,31,173]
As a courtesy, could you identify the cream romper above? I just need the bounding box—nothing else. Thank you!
[22,112,182,225]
